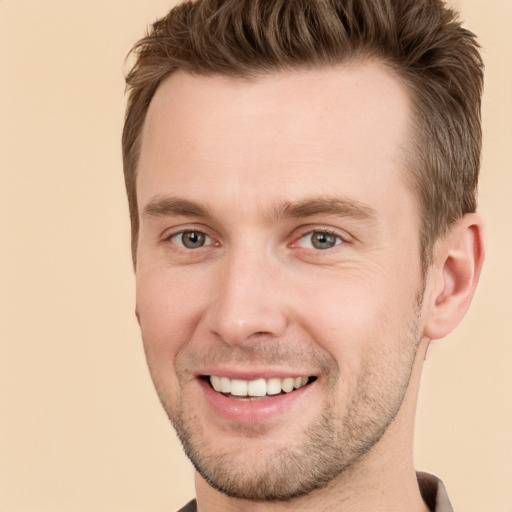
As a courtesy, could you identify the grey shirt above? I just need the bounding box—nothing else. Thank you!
[177,472,453,512]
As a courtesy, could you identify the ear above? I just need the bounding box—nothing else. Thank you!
[423,213,485,340]
[135,306,141,326]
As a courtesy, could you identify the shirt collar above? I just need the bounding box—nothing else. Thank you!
[417,471,454,512]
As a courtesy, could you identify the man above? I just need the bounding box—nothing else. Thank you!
[122,0,484,510]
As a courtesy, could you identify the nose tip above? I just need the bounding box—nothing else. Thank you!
[213,307,288,346]
[206,258,289,346]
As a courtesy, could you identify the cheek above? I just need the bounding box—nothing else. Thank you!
[136,268,208,361]
[292,266,420,363]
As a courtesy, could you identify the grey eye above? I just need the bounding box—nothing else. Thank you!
[174,231,210,249]
[300,231,342,250]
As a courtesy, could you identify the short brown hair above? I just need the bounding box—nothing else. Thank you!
[123,0,484,270]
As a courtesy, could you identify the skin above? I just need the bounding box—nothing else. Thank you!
[134,62,484,512]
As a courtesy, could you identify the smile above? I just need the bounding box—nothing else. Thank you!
[208,375,315,398]
[198,373,318,423]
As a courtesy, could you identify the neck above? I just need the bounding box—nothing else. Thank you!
[194,341,431,512]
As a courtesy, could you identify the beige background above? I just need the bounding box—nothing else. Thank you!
[0,1,510,511]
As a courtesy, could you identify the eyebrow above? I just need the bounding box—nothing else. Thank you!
[142,196,211,219]
[141,195,378,223]
[270,197,378,222]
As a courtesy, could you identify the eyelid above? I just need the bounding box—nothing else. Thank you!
[289,226,352,248]
[163,224,218,246]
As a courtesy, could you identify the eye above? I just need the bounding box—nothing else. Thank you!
[298,231,343,250]
[171,230,213,249]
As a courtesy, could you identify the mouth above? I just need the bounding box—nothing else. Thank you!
[202,375,317,400]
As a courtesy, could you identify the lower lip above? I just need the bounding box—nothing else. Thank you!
[199,379,314,424]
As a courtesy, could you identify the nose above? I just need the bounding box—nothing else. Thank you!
[205,249,289,346]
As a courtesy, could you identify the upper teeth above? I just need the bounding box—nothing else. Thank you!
[209,376,309,397]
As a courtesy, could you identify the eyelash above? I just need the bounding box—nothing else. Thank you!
[290,229,346,250]
[166,229,216,249]
[164,227,347,252]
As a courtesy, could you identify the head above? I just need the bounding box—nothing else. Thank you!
[123,0,483,273]
[123,0,484,505]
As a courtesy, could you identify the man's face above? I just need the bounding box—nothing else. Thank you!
[135,62,427,500]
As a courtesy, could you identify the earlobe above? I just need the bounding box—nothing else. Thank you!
[423,213,485,340]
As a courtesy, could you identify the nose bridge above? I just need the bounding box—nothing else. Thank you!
[207,243,288,345]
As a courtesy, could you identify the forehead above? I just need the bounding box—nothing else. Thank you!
[137,62,414,218]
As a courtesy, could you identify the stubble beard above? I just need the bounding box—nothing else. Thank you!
[149,313,423,503]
